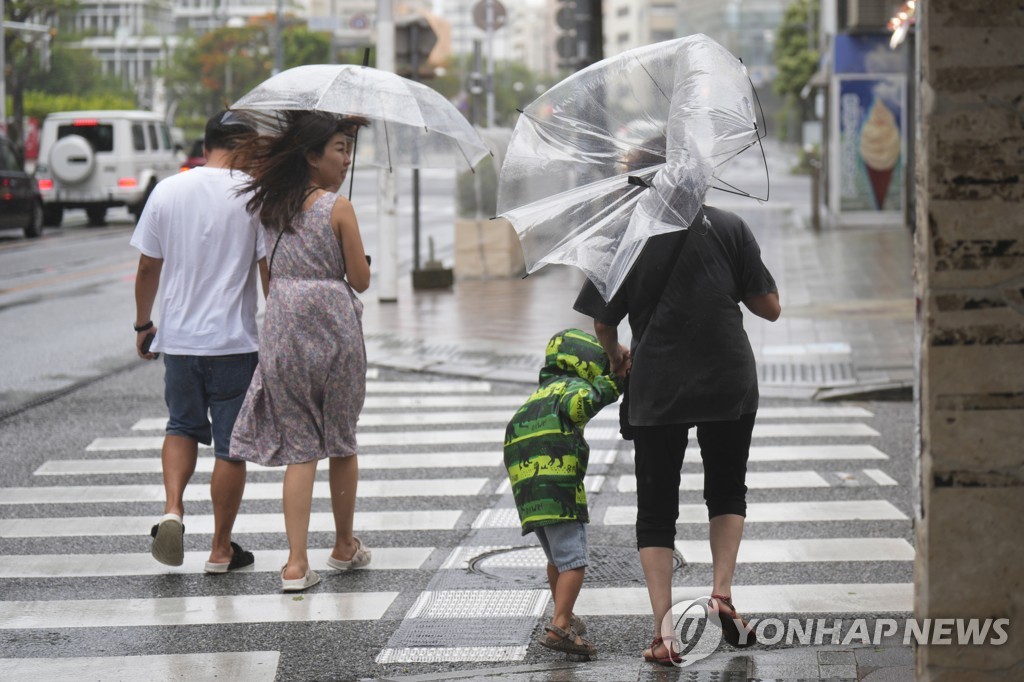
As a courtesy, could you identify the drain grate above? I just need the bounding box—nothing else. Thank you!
[758,361,857,387]
[469,545,683,585]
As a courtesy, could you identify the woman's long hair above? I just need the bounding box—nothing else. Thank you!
[231,111,368,233]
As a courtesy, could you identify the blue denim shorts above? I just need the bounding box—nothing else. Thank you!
[163,353,258,460]
[534,521,588,573]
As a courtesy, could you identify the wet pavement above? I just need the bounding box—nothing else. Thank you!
[356,140,917,680]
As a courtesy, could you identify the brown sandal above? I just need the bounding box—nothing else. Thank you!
[537,623,596,657]
[642,635,682,666]
[711,594,757,647]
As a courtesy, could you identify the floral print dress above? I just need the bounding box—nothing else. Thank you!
[231,192,366,465]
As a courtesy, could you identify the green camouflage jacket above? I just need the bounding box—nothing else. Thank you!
[503,329,623,534]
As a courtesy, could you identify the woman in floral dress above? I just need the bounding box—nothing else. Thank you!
[230,111,372,592]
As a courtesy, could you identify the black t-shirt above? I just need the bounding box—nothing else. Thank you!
[573,206,777,425]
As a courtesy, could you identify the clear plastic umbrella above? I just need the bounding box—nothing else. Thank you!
[228,64,491,171]
[496,34,765,301]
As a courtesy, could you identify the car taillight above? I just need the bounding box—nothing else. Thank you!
[72,119,99,127]
[118,177,138,188]
[38,178,53,191]
[180,166,190,173]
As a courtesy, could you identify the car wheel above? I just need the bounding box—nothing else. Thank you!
[86,206,107,226]
[24,200,44,238]
[132,183,155,223]
[42,205,63,227]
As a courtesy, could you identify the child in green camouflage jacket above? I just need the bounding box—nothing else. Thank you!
[503,328,623,658]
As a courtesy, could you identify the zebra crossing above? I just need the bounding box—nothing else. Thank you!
[0,370,914,678]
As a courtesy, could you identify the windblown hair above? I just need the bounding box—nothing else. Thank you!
[231,111,368,233]
[204,111,254,152]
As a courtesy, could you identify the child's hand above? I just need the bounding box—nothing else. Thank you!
[610,344,631,378]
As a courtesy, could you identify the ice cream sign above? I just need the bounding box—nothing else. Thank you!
[830,35,907,218]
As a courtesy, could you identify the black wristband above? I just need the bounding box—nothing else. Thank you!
[134,321,154,332]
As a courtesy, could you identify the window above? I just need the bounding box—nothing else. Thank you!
[617,5,629,16]
[160,125,171,150]
[58,124,114,152]
[148,124,159,150]
[132,124,146,151]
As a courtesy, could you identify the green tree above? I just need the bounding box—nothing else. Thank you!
[3,0,78,150]
[163,20,337,123]
[773,0,819,141]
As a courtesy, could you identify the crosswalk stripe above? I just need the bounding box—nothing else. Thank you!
[364,381,492,393]
[0,479,489,504]
[376,647,528,664]
[740,445,888,461]
[616,471,830,491]
[87,424,882,452]
[0,510,463,538]
[0,547,433,578]
[574,583,913,615]
[0,652,281,681]
[361,423,878,447]
[603,500,908,525]
[130,405,876,431]
[35,452,504,476]
[863,468,899,485]
[675,538,915,563]
[0,592,399,629]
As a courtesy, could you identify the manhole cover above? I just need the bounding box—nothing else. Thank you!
[468,545,683,585]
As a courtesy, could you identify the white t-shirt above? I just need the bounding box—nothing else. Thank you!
[130,166,267,356]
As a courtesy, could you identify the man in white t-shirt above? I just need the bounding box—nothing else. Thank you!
[131,112,268,572]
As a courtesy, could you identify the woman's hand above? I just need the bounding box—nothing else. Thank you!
[610,344,631,378]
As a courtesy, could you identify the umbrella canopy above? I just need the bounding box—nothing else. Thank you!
[496,34,763,301]
[229,64,491,171]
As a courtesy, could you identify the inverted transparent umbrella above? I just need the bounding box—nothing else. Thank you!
[496,34,765,302]
[228,64,491,172]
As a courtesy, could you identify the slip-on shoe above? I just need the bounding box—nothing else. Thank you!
[326,537,372,571]
[281,566,320,592]
[150,513,185,566]
[204,541,255,574]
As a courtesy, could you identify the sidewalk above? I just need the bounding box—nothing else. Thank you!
[374,644,914,681]
[361,147,915,398]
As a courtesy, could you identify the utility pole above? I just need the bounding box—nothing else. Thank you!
[376,0,398,302]
[1,0,6,132]
[485,0,495,127]
[273,0,283,74]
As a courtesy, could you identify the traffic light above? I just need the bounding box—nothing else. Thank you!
[555,0,603,72]
[555,0,580,71]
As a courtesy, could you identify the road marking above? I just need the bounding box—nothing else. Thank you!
[129,404,875,429]
[0,547,433,578]
[675,538,915,563]
[36,452,504,475]
[0,510,463,538]
[616,471,829,492]
[405,590,549,619]
[362,381,492,393]
[0,478,488,504]
[0,652,280,681]
[574,583,912,615]
[376,646,528,664]
[0,592,398,629]
[602,500,908,525]
[863,468,899,485]
[0,259,136,296]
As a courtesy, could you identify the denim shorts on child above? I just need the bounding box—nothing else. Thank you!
[163,353,258,460]
[534,520,588,573]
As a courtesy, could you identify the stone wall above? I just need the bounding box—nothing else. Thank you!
[915,1,1024,679]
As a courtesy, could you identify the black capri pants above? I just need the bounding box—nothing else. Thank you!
[633,412,756,549]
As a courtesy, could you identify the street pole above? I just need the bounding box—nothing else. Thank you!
[273,0,283,75]
[1,0,6,132]
[485,0,495,127]
[410,21,421,272]
[376,0,398,302]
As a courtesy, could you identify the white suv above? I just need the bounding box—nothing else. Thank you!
[35,110,182,226]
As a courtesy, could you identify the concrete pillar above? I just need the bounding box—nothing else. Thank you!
[915,1,1024,679]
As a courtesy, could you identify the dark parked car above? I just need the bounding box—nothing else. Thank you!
[182,138,205,170]
[0,133,44,238]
